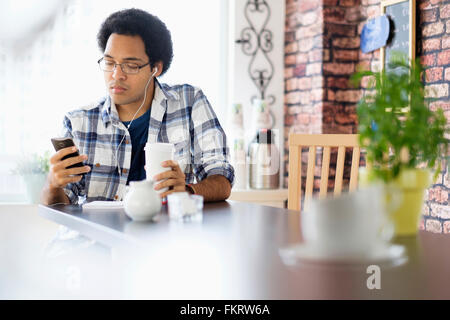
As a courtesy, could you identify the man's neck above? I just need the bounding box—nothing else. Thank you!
[116,81,155,122]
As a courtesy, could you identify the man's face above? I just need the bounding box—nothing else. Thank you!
[102,33,152,107]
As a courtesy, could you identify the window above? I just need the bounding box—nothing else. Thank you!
[0,0,229,202]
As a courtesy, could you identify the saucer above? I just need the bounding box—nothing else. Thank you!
[279,242,406,266]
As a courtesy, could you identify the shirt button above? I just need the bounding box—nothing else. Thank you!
[123,168,128,174]
[95,163,100,167]
[114,195,119,200]
[125,140,130,144]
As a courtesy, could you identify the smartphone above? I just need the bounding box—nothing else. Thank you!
[51,137,84,169]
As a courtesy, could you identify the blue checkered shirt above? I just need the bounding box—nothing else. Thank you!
[60,80,234,204]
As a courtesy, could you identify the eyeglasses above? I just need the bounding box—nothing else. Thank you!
[97,57,150,74]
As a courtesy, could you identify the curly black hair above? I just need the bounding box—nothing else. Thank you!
[97,8,173,75]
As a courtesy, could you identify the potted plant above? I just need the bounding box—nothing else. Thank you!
[12,151,50,204]
[352,54,448,236]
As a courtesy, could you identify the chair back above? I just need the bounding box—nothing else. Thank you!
[288,134,361,211]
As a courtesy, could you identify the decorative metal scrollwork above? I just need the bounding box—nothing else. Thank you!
[235,0,275,106]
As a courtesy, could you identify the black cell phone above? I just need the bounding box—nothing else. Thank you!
[51,137,84,169]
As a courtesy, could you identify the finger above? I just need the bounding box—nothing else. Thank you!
[153,170,179,181]
[154,178,185,190]
[63,165,91,176]
[57,154,88,170]
[50,146,78,164]
[60,175,83,185]
[160,189,175,199]
[161,160,179,169]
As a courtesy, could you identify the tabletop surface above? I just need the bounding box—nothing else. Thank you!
[35,201,450,299]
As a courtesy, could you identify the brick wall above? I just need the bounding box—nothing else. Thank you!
[284,0,450,233]
[419,0,450,233]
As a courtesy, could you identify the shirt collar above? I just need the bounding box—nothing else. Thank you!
[100,78,179,126]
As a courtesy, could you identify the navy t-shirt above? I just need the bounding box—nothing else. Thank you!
[122,107,151,185]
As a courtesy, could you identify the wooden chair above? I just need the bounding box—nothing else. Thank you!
[287,134,362,211]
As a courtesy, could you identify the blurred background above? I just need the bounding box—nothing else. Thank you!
[0,0,233,202]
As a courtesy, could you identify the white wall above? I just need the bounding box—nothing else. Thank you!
[228,0,286,187]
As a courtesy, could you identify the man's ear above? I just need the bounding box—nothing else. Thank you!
[153,61,163,77]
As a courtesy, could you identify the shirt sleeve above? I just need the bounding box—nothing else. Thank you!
[190,89,235,185]
[60,115,86,205]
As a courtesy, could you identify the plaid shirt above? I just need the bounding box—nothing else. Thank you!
[61,80,234,204]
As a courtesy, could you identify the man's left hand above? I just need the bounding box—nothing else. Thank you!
[153,160,186,198]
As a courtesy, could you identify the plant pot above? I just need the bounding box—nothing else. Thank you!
[21,173,47,204]
[386,169,431,237]
[359,168,431,237]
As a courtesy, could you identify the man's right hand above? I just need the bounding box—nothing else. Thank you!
[47,146,91,189]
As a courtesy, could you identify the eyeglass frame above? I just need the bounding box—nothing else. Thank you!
[97,57,151,74]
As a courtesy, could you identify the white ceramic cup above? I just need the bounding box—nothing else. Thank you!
[145,143,174,194]
[302,185,395,257]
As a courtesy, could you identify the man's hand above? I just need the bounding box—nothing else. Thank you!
[152,160,186,198]
[48,146,91,189]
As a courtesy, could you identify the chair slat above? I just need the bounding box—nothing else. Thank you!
[334,146,346,195]
[288,145,301,210]
[349,147,360,191]
[319,147,331,199]
[305,146,316,208]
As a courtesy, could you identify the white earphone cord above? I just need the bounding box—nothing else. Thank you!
[108,68,158,177]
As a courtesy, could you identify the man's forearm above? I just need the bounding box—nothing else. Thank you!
[40,178,70,205]
[191,174,231,202]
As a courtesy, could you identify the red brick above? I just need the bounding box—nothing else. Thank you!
[296,24,324,39]
[323,0,339,5]
[323,62,355,75]
[422,38,441,52]
[425,83,449,98]
[286,78,298,92]
[361,75,376,88]
[294,64,307,77]
[311,76,324,88]
[306,63,322,75]
[421,53,436,67]
[299,91,311,104]
[335,90,362,102]
[334,49,359,61]
[311,89,324,101]
[327,77,350,89]
[332,37,360,49]
[423,21,444,37]
[437,49,450,65]
[445,68,450,81]
[425,67,443,82]
[285,67,294,79]
[419,1,434,10]
[444,221,450,234]
[429,99,450,112]
[326,23,356,36]
[285,42,298,54]
[296,114,311,125]
[340,0,358,7]
[323,7,346,23]
[327,89,336,101]
[298,37,314,52]
[298,1,320,13]
[421,8,438,23]
[335,112,357,125]
[309,49,324,62]
[441,4,450,19]
[296,53,309,64]
[285,92,301,104]
[301,11,321,26]
[285,54,296,66]
[285,31,295,43]
[443,36,450,49]
[298,77,312,90]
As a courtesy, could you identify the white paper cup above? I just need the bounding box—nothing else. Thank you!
[145,143,174,194]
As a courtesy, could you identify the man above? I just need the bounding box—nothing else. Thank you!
[41,8,234,205]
